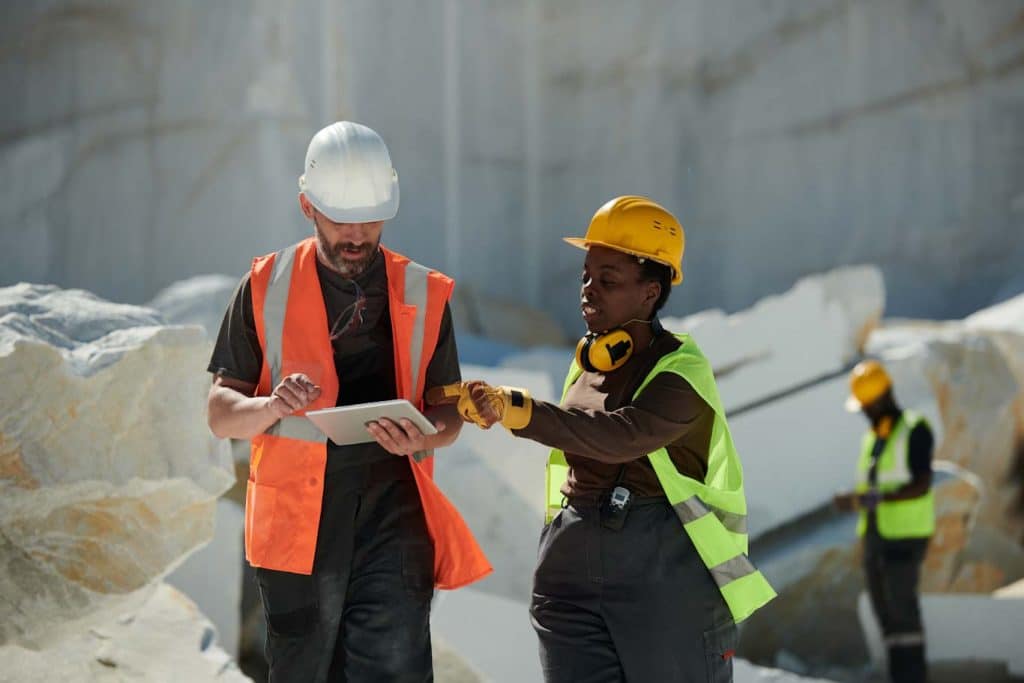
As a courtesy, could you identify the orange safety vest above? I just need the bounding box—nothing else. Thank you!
[243,237,492,589]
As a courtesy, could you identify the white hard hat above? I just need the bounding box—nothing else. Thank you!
[298,121,399,223]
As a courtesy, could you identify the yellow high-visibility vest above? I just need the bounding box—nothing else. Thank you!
[545,334,775,623]
[855,411,935,539]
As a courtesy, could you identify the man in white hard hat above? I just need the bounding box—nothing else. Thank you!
[207,121,491,681]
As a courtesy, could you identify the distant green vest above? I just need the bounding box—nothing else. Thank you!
[855,411,935,539]
[545,334,776,623]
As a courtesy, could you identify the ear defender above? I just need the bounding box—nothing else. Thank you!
[874,414,895,439]
[575,328,634,373]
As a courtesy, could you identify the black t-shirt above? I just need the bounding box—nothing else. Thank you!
[208,249,461,471]
[866,415,933,486]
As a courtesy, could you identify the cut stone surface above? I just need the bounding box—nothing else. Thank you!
[662,265,884,411]
[166,498,244,658]
[148,274,239,340]
[433,585,835,682]
[149,275,246,657]
[432,364,555,603]
[450,285,569,348]
[1,581,249,682]
[738,463,1013,676]
[858,589,1024,678]
[867,293,1024,588]
[731,374,868,539]
[0,283,234,647]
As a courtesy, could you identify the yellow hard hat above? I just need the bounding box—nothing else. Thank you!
[564,196,684,284]
[845,360,892,412]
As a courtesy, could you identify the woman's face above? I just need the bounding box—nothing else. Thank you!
[580,246,659,333]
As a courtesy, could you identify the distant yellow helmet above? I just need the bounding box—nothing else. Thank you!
[564,195,684,285]
[845,360,893,412]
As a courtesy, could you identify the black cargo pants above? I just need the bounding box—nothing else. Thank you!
[256,459,435,683]
[531,497,737,682]
[863,531,930,683]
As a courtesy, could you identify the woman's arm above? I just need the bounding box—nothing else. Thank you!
[514,373,709,463]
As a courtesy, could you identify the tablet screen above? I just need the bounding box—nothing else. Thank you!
[306,399,437,446]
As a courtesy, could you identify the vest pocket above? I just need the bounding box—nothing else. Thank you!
[703,619,737,683]
[245,480,279,564]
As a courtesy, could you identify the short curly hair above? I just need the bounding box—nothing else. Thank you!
[638,259,672,314]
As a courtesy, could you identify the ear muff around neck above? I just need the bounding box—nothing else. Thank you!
[575,328,634,373]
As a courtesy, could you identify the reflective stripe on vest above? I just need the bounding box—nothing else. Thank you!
[263,243,297,392]
[260,243,322,443]
[245,239,492,587]
[545,334,776,623]
[673,495,748,538]
[405,261,431,401]
[855,411,935,539]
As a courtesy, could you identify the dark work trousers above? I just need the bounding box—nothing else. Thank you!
[863,530,930,683]
[531,498,737,683]
[255,458,435,683]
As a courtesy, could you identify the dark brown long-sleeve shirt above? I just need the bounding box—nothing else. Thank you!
[515,332,714,501]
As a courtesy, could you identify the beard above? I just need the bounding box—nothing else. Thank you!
[315,225,379,278]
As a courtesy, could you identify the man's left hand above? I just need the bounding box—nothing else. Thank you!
[857,489,882,511]
[366,417,445,457]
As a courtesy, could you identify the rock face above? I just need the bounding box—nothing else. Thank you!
[4,2,1021,332]
[663,265,884,411]
[432,585,836,683]
[655,266,885,537]
[858,588,1024,678]
[868,293,1024,592]
[739,467,992,674]
[0,582,250,682]
[147,274,239,340]
[0,283,234,647]
[431,364,556,604]
[450,285,569,348]
[149,275,246,656]
[739,295,1024,676]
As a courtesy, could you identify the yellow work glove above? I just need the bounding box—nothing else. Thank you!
[425,381,533,430]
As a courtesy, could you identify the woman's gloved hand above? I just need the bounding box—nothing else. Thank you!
[425,380,533,430]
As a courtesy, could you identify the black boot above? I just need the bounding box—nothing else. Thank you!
[888,644,927,683]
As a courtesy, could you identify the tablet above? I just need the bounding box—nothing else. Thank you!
[305,399,438,446]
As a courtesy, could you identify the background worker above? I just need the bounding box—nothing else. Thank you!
[834,360,934,683]
[432,196,775,682]
[206,121,490,682]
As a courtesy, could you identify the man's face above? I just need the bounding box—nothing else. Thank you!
[301,193,383,277]
[860,391,893,423]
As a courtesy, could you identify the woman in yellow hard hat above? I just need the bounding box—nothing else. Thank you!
[430,196,774,682]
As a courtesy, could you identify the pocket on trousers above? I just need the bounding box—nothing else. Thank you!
[537,511,559,557]
[703,620,737,683]
[402,539,435,596]
[245,480,278,562]
[256,568,318,638]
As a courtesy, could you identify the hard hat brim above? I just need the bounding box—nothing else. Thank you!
[563,237,683,285]
[300,179,400,224]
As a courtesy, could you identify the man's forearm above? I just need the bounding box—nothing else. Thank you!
[883,474,932,502]
[207,385,278,440]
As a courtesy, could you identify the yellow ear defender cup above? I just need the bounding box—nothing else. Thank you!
[575,328,635,373]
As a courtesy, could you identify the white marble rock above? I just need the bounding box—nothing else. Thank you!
[662,265,885,412]
[867,293,1024,586]
[0,283,235,647]
[0,582,250,682]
